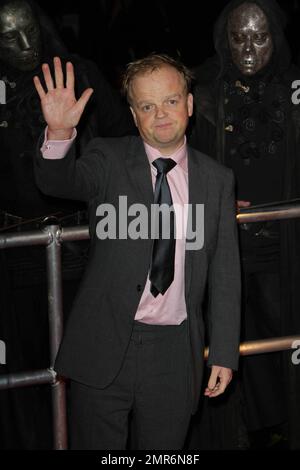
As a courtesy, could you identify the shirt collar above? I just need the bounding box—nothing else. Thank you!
[144,136,188,173]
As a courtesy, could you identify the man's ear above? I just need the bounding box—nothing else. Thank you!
[130,106,138,127]
[187,93,193,117]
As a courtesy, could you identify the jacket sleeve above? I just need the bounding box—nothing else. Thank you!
[34,135,108,203]
[207,170,241,370]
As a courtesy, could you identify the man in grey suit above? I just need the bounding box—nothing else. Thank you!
[33,54,241,450]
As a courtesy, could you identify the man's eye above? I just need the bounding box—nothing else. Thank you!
[142,105,153,112]
[167,99,178,105]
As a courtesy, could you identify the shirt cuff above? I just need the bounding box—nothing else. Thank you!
[41,126,77,159]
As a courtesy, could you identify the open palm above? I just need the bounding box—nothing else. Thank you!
[34,57,93,134]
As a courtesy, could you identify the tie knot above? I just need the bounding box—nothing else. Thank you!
[152,158,176,175]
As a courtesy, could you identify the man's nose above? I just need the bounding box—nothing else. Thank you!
[155,105,167,118]
[18,31,31,51]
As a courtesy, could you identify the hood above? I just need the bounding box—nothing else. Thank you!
[213,0,291,77]
[25,0,68,59]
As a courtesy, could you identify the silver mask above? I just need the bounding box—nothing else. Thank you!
[227,2,273,76]
[0,0,42,72]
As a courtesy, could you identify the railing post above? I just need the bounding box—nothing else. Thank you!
[45,224,68,450]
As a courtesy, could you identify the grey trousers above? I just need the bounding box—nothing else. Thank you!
[70,319,192,450]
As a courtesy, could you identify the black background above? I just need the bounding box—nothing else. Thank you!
[39,0,300,86]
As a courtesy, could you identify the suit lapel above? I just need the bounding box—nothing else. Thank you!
[187,146,208,209]
[125,137,154,210]
[185,146,209,301]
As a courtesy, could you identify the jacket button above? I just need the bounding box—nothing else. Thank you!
[136,284,142,292]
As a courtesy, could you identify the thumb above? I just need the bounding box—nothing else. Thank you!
[207,366,220,390]
[75,88,94,116]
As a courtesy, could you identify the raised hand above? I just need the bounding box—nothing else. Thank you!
[33,56,93,140]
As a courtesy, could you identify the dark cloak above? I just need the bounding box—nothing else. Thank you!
[0,1,135,449]
[188,0,300,449]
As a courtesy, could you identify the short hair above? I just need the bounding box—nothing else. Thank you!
[122,53,194,105]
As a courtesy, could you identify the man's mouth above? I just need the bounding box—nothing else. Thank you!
[156,122,172,128]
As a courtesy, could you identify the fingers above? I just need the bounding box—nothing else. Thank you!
[37,58,73,94]
[207,376,226,398]
[75,88,94,115]
[66,61,75,91]
[33,75,46,100]
[54,56,64,89]
[207,365,219,390]
[35,58,86,116]
[204,367,219,397]
[204,366,232,398]
[42,63,54,91]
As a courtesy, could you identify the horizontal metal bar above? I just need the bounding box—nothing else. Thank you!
[0,229,51,249]
[1,335,300,391]
[0,369,56,390]
[239,335,300,356]
[60,225,90,242]
[204,335,300,359]
[237,207,300,223]
[1,202,300,250]
[2,204,300,250]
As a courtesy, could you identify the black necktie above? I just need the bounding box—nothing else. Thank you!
[150,157,177,297]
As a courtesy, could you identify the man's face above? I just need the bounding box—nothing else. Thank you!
[0,0,41,71]
[130,66,193,155]
[227,2,273,76]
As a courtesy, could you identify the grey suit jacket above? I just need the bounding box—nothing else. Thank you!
[35,135,241,414]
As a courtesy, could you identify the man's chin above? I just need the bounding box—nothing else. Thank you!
[155,128,177,142]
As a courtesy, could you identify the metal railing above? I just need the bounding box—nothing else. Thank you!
[1,201,300,449]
